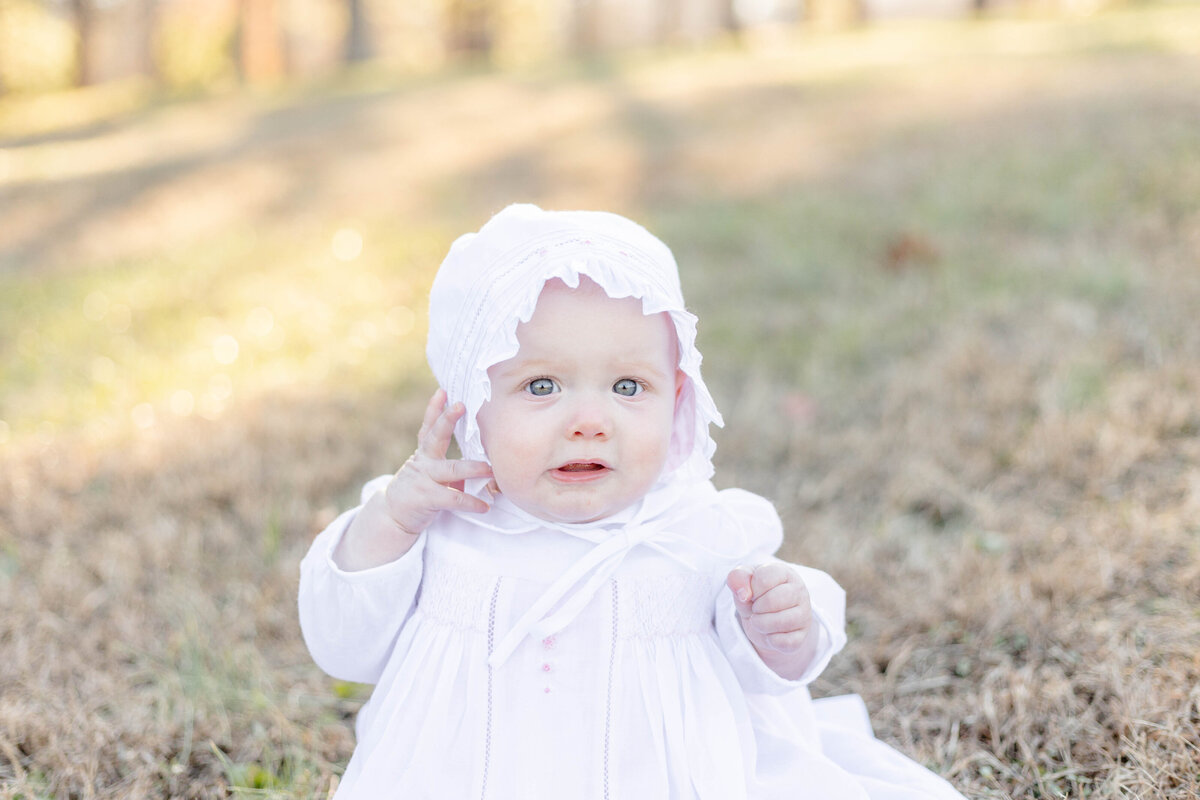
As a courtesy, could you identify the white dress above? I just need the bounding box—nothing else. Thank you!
[298,477,966,800]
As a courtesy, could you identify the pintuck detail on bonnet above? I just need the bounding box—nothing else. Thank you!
[427,203,724,487]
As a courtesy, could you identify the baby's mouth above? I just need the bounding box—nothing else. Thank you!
[557,461,606,473]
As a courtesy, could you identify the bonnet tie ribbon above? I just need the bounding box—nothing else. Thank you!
[477,498,740,668]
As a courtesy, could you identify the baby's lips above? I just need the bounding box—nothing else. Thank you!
[555,460,610,472]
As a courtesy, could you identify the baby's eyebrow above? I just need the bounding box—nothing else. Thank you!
[491,358,552,377]
[490,353,673,380]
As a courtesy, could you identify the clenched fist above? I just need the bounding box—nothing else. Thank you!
[726,562,819,680]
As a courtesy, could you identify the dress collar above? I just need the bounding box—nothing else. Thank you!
[454,478,739,667]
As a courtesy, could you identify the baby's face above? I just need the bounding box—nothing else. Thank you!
[477,278,682,524]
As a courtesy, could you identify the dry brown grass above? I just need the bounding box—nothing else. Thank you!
[3,7,1200,798]
[747,291,1200,797]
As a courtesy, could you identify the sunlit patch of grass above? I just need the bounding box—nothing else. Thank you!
[661,40,1200,405]
[210,743,331,798]
[103,581,351,798]
[0,219,447,449]
[331,681,371,702]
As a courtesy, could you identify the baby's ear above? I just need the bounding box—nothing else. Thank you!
[675,369,686,401]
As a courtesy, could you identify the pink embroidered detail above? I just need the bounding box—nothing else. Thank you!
[542,663,551,672]
[544,687,551,694]
[542,635,556,649]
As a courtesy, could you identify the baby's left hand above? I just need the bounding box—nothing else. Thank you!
[726,563,818,681]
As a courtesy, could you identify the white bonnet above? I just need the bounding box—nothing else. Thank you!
[427,204,724,484]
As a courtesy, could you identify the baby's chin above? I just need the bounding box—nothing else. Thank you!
[521,501,611,525]
[504,493,635,526]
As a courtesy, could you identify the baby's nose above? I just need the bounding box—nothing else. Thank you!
[568,397,611,439]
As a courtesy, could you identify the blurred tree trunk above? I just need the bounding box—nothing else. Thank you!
[804,0,868,29]
[136,0,160,81]
[70,0,95,86]
[656,0,682,43]
[571,0,601,53]
[446,0,493,57]
[719,0,742,34]
[0,2,6,96]
[344,0,372,63]
[235,0,287,83]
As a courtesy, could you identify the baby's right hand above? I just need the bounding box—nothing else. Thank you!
[333,389,492,571]
[383,388,493,535]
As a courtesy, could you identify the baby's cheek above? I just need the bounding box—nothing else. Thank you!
[487,457,516,494]
[489,444,538,492]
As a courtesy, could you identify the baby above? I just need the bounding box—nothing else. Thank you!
[299,205,965,799]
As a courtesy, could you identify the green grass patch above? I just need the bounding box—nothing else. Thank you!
[0,220,446,446]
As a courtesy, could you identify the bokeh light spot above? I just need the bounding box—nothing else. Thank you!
[131,403,156,429]
[170,390,195,417]
[213,334,240,365]
[332,228,363,262]
[91,356,117,385]
[387,305,415,337]
[247,307,275,338]
[83,291,109,322]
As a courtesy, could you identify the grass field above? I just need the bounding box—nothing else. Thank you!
[2,5,1200,798]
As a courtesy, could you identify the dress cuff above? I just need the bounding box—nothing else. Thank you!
[315,500,427,583]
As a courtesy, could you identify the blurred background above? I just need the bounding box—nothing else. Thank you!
[0,0,1126,99]
[2,1,1199,798]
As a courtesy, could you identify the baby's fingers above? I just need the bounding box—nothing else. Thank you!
[763,629,811,655]
[748,562,797,598]
[416,388,448,441]
[417,396,465,459]
[750,579,811,616]
[726,567,755,609]
[425,458,493,487]
[744,605,812,636]
[434,484,490,515]
[385,470,489,533]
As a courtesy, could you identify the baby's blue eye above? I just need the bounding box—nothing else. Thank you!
[527,378,558,396]
[613,379,642,397]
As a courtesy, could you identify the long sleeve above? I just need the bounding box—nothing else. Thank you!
[710,488,848,695]
[298,479,426,685]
